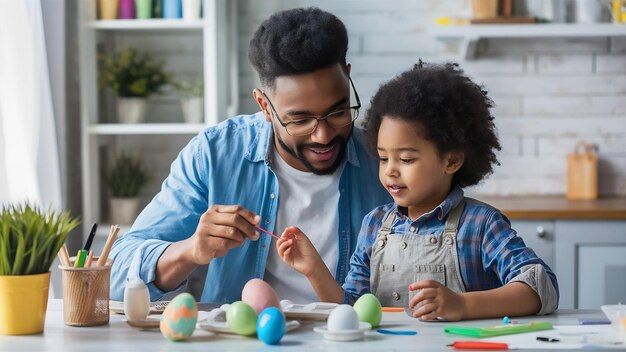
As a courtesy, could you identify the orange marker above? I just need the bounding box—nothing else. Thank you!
[382,307,405,312]
[447,341,509,350]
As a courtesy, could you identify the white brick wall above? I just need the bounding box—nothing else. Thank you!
[236,0,626,196]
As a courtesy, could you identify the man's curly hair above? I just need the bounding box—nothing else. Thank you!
[248,7,348,89]
[364,61,501,188]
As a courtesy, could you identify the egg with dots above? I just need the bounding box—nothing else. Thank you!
[159,293,198,341]
[353,293,382,328]
[257,307,286,345]
[241,278,281,314]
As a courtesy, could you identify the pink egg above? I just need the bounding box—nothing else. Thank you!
[241,278,281,314]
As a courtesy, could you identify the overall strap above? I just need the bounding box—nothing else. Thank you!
[443,199,466,237]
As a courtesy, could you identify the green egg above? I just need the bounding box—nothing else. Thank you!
[353,293,382,328]
[226,301,258,336]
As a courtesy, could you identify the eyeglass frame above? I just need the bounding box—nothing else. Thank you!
[260,76,362,136]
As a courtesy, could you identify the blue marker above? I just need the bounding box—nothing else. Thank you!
[502,316,510,324]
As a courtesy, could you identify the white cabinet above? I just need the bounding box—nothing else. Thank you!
[555,220,626,309]
[78,0,237,244]
[512,219,626,309]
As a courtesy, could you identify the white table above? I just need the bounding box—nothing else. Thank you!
[0,300,610,351]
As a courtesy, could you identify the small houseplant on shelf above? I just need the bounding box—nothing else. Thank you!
[99,47,171,123]
[173,78,204,124]
[104,152,150,225]
[0,204,78,335]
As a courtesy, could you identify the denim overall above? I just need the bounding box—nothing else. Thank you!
[370,200,467,307]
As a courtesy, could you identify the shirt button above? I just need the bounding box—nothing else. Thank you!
[410,226,416,232]
[446,238,453,245]
[265,219,270,224]
[401,242,408,249]
[270,193,275,199]
[377,239,385,248]
[392,292,400,301]
[261,242,266,248]
[429,237,437,244]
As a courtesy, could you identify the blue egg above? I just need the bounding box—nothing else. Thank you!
[256,307,286,345]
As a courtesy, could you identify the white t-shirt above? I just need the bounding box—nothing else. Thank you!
[264,148,342,303]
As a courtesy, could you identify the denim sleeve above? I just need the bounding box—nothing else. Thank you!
[481,211,560,311]
[109,134,209,301]
[342,207,386,302]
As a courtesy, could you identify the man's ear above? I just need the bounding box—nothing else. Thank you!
[252,89,272,122]
[445,151,464,174]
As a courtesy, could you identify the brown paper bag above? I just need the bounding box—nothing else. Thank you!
[567,142,598,200]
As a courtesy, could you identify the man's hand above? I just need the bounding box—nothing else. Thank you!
[189,205,261,264]
[276,226,323,278]
[408,280,467,321]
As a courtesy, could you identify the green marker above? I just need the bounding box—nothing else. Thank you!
[74,249,88,268]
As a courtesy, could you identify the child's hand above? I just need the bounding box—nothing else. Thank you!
[276,226,323,278]
[408,280,466,321]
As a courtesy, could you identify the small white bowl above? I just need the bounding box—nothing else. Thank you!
[601,304,626,328]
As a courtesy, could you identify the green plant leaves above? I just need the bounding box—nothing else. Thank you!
[98,47,171,98]
[103,152,150,198]
[0,204,79,275]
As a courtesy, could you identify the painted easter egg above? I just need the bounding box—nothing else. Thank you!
[257,307,286,345]
[353,293,382,327]
[327,304,360,331]
[241,278,281,314]
[226,301,258,336]
[160,293,198,341]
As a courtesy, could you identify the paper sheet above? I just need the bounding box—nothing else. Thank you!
[482,325,625,349]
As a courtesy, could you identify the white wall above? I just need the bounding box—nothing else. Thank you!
[235,0,626,196]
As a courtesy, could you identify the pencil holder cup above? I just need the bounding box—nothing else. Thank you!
[59,257,112,327]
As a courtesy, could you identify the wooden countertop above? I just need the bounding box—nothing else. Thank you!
[473,195,626,220]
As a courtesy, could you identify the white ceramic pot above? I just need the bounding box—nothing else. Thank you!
[182,0,201,20]
[110,197,140,225]
[575,0,605,23]
[180,97,204,123]
[117,98,147,124]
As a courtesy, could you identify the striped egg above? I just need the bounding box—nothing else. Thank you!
[160,293,198,341]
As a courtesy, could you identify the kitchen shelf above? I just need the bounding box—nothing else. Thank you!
[430,23,626,59]
[88,123,208,135]
[86,19,204,30]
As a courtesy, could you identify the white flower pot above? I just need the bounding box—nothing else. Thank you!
[110,198,140,225]
[182,0,201,20]
[180,97,204,123]
[117,98,147,124]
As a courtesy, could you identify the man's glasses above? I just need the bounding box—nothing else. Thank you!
[261,76,362,136]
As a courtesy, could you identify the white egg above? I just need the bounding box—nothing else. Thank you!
[124,278,150,322]
[327,304,360,331]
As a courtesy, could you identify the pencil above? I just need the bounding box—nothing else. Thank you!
[96,225,120,267]
[85,250,94,267]
[57,244,71,267]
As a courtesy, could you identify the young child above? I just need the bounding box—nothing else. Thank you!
[277,61,559,321]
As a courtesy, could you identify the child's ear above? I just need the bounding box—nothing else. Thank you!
[445,151,464,174]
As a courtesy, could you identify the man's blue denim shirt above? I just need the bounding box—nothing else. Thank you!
[109,112,391,303]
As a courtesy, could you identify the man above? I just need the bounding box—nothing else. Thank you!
[109,7,391,303]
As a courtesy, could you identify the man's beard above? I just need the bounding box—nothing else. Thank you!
[275,127,352,175]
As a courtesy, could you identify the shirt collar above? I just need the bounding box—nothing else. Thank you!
[394,185,465,222]
[245,111,360,168]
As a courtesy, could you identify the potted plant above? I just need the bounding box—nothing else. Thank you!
[103,152,150,225]
[0,204,79,335]
[99,47,171,123]
[173,79,204,124]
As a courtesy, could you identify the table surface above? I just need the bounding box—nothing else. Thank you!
[0,300,613,351]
